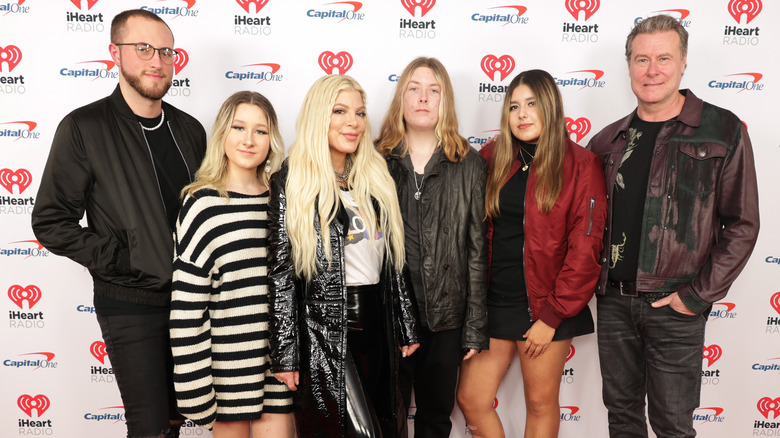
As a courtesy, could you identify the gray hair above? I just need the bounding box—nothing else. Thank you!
[625,14,688,62]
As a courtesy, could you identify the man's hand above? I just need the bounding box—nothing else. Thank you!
[651,292,696,315]
[401,343,420,358]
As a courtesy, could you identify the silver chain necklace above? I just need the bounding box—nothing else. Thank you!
[334,155,352,186]
[140,109,165,131]
[413,171,425,200]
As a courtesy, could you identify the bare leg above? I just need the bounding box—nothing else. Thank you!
[456,338,517,438]
[213,421,250,438]
[517,338,572,438]
[251,413,296,438]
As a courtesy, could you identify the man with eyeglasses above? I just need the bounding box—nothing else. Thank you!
[32,9,206,438]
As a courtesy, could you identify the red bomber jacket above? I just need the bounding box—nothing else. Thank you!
[480,138,607,328]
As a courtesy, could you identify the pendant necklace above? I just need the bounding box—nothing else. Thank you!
[413,171,425,201]
[140,109,165,131]
[519,144,535,172]
[334,155,353,186]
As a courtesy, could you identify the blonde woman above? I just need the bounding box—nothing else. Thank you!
[456,70,607,437]
[170,91,294,438]
[268,75,419,438]
[376,57,488,437]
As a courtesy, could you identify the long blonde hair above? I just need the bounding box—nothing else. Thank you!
[376,57,469,162]
[485,70,567,217]
[183,91,284,198]
[286,75,405,280]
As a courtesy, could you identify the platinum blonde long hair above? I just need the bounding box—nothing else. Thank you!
[183,91,283,198]
[286,75,405,280]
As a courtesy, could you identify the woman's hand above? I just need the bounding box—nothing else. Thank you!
[521,320,555,359]
[400,343,420,358]
[274,371,300,391]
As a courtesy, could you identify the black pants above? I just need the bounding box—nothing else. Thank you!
[399,327,462,438]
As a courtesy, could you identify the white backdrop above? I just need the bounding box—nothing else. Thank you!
[1,0,778,437]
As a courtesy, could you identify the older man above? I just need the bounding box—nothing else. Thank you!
[32,9,206,438]
[588,14,759,438]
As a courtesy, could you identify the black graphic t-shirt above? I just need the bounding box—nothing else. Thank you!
[608,116,664,282]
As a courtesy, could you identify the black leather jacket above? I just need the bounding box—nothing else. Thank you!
[32,85,206,306]
[267,165,419,437]
[385,145,489,351]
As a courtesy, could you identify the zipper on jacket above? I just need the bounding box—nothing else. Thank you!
[167,120,194,183]
[587,197,595,236]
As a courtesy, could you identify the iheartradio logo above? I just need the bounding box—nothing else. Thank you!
[480,55,514,81]
[0,45,22,72]
[18,394,50,417]
[8,285,41,309]
[0,168,33,194]
[318,51,353,75]
[174,48,188,75]
[729,0,762,24]
[90,341,108,364]
[69,0,99,10]
[770,292,780,315]
[401,0,435,17]
[565,117,591,142]
[565,0,599,21]
[565,345,575,362]
[703,345,723,367]
[757,397,780,420]
[236,0,268,13]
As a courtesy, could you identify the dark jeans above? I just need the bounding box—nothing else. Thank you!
[597,287,706,438]
[97,313,183,438]
[400,327,461,438]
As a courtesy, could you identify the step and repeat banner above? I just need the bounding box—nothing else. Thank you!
[1,0,778,436]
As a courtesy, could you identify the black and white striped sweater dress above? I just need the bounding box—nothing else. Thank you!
[170,189,292,429]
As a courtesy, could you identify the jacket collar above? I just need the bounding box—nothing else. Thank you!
[109,84,172,122]
[609,89,702,142]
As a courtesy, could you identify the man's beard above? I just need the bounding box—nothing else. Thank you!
[121,64,172,100]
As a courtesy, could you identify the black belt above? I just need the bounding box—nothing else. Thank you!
[607,280,673,304]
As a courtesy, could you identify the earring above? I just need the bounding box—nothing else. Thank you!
[265,161,272,173]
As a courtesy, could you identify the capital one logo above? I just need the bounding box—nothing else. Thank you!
[565,0,599,21]
[481,55,514,81]
[174,48,188,75]
[729,0,761,24]
[703,344,723,367]
[18,394,50,417]
[69,0,99,10]
[653,9,690,20]
[0,168,33,194]
[8,285,41,309]
[401,0,434,17]
[236,0,268,13]
[565,117,591,142]
[565,344,575,362]
[0,45,22,72]
[90,341,108,364]
[319,51,353,75]
[757,397,780,420]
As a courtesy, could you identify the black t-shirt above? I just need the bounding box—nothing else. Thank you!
[489,141,536,306]
[608,116,665,282]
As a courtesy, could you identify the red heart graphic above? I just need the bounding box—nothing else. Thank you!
[757,397,780,419]
[174,48,189,75]
[0,168,33,194]
[69,0,99,10]
[236,0,269,13]
[565,117,591,142]
[0,45,23,72]
[7,285,41,310]
[90,341,108,364]
[17,394,50,417]
[702,345,722,367]
[728,0,762,24]
[480,55,515,82]
[318,51,353,75]
[770,292,780,315]
[400,0,435,17]
[565,344,575,363]
[564,0,599,21]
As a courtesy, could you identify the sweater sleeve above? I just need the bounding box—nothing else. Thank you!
[169,194,217,429]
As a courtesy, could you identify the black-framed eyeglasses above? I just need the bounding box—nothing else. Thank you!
[116,43,178,64]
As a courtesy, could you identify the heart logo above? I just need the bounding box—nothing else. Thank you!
[565,344,575,363]
[728,0,762,24]
[770,292,780,315]
[174,48,189,75]
[7,285,41,310]
[400,0,435,17]
[0,168,33,194]
[318,51,353,75]
[565,117,591,142]
[236,0,269,13]
[90,341,108,364]
[480,55,514,82]
[757,397,780,420]
[0,45,23,72]
[702,345,722,367]
[564,0,599,21]
[17,394,50,417]
[69,0,99,10]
